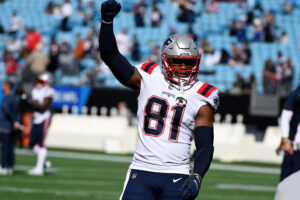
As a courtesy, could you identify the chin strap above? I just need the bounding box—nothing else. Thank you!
[176,81,187,106]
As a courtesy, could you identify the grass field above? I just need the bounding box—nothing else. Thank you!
[0,148,280,200]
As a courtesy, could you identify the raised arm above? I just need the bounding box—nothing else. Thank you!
[99,0,141,94]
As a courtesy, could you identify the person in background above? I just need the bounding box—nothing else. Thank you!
[28,73,55,176]
[8,11,25,36]
[131,34,141,61]
[0,80,20,175]
[60,0,72,31]
[116,28,132,57]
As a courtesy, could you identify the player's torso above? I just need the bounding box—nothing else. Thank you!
[131,62,212,174]
[32,86,53,124]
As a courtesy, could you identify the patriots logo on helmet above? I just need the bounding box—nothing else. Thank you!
[163,38,172,46]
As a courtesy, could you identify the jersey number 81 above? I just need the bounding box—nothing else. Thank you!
[143,96,185,142]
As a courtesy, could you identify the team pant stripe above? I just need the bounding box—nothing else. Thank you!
[197,83,209,95]
[119,169,131,200]
[204,86,217,98]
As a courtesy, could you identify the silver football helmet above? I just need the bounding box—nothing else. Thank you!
[161,34,201,84]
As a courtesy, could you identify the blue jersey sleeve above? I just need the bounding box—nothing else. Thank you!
[283,91,296,111]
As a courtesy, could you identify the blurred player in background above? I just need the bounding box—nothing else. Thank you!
[99,1,219,199]
[28,73,55,176]
[276,85,300,181]
[0,80,20,175]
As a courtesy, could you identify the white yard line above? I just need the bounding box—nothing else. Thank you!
[216,184,277,192]
[0,177,118,186]
[0,186,118,197]
[16,149,280,174]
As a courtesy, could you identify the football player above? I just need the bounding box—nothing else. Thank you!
[99,1,219,199]
[28,73,55,176]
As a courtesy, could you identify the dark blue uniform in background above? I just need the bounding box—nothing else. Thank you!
[280,86,300,181]
[0,94,19,170]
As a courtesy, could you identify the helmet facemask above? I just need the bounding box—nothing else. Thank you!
[161,53,201,85]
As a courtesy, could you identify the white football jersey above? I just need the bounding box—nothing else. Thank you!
[31,85,55,124]
[130,61,219,175]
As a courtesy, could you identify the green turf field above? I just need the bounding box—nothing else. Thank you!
[0,149,280,200]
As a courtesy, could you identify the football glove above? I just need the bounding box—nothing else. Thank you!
[101,0,121,23]
[181,174,202,200]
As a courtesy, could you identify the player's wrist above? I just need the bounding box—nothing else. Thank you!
[282,138,291,144]
[193,173,202,184]
[101,19,113,24]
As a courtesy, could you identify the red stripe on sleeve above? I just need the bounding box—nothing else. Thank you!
[141,61,152,71]
[204,86,217,98]
[197,83,209,95]
[147,64,159,74]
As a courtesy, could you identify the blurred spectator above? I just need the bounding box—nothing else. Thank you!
[8,11,25,35]
[252,18,263,42]
[263,11,276,43]
[177,0,196,23]
[229,43,246,66]
[285,0,296,14]
[0,80,20,175]
[229,20,237,37]
[243,74,256,94]
[246,8,254,25]
[281,57,294,95]
[148,45,160,63]
[132,0,146,27]
[82,1,97,26]
[45,1,55,14]
[242,42,251,64]
[131,35,141,61]
[219,48,230,64]
[116,29,132,57]
[25,43,49,76]
[73,34,85,74]
[263,58,278,94]
[206,0,219,14]
[280,31,289,44]
[200,38,213,54]
[203,49,220,66]
[235,15,247,42]
[230,73,247,94]
[151,4,163,27]
[47,37,60,73]
[7,37,22,55]
[83,33,94,56]
[59,39,72,73]
[187,26,198,43]
[53,3,62,17]
[275,51,285,81]
[3,49,19,79]
[25,28,42,52]
[0,21,5,34]
[229,74,256,95]
[60,0,72,31]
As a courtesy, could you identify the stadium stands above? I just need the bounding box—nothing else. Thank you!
[0,0,299,92]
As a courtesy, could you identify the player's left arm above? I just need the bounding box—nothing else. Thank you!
[182,105,214,200]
